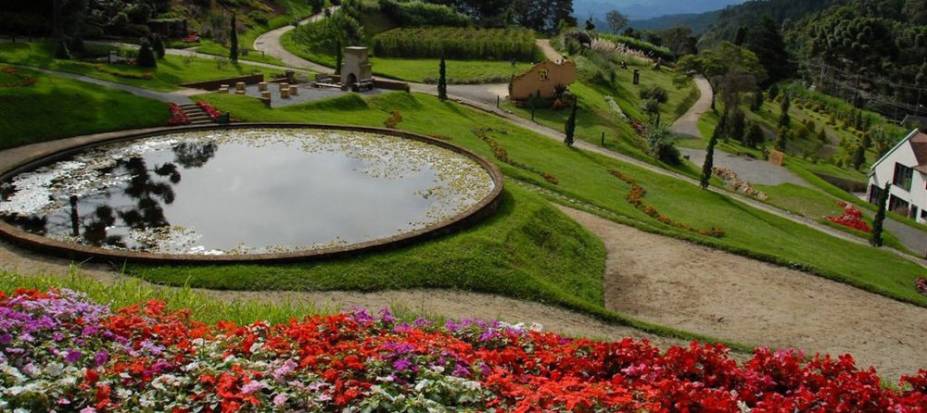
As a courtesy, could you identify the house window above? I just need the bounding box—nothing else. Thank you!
[539,69,550,81]
[889,195,910,216]
[893,163,913,191]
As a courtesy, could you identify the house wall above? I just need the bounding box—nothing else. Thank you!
[510,60,576,101]
[868,143,927,222]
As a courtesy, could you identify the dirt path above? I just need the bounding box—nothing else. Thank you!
[558,206,927,381]
[670,76,710,138]
[536,39,563,62]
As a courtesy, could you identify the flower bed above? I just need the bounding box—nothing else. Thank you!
[713,167,768,201]
[2,289,926,412]
[168,103,190,126]
[827,202,871,233]
[196,101,222,122]
[612,170,725,238]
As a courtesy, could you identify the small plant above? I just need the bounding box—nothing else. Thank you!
[384,110,403,129]
[137,40,157,68]
[827,202,870,233]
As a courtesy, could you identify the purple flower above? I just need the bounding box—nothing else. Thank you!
[241,380,265,394]
[0,333,11,344]
[378,308,395,324]
[350,307,374,326]
[64,349,81,364]
[94,350,109,366]
[393,358,412,372]
[273,393,288,407]
[273,359,297,383]
[452,363,471,377]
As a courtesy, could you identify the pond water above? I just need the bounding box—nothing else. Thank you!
[0,129,496,255]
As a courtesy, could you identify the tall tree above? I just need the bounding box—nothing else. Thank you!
[851,143,867,170]
[564,100,578,146]
[229,14,239,62]
[779,94,791,127]
[437,55,448,100]
[745,16,794,87]
[605,10,628,34]
[870,183,890,247]
[700,130,719,189]
[745,123,764,147]
[584,17,595,31]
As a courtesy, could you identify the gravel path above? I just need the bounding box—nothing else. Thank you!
[7,64,198,104]
[536,39,563,62]
[252,8,337,73]
[670,76,711,138]
[680,147,811,187]
[558,206,927,382]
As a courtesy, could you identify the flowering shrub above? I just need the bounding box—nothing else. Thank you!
[0,66,37,88]
[612,170,725,238]
[168,103,190,126]
[196,101,223,122]
[827,202,871,233]
[3,289,927,412]
[916,277,927,296]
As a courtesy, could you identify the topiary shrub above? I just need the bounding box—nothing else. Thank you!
[137,40,157,68]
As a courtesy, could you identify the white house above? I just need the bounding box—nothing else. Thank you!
[868,129,927,222]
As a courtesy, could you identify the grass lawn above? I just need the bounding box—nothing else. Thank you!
[0,65,168,149]
[195,39,287,66]
[279,31,534,83]
[130,91,927,309]
[0,41,283,92]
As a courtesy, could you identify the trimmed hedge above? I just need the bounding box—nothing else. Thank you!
[599,34,675,62]
[379,0,470,27]
[373,27,537,61]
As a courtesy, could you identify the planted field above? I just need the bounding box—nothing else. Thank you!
[373,27,538,61]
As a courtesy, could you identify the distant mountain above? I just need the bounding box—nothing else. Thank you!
[572,0,745,20]
[629,11,722,34]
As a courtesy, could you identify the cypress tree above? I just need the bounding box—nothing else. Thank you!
[701,130,719,189]
[731,109,746,142]
[715,110,729,141]
[870,183,890,247]
[151,34,165,59]
[851,143,867,170]
[137,40,157,68]
[776,127,789,151]
[745,123,764,148]
[779,94,791,127]
[437,55,447,100]
[564,100,578,146]
[229,14,239,62]
[335,41,343,74]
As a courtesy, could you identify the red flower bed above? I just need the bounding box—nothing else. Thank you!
[827,202,871,233]
[168,103,190,126]
[2,289,927,412]
[197,101,223,122]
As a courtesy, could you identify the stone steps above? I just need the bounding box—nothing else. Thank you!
[179,104,215,125]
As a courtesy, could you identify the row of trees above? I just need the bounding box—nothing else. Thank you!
[372,27,537,61]
[426,0,575,34]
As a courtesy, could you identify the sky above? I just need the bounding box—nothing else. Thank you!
[572,0,748,20]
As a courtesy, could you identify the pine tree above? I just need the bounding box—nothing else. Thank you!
[137,40,157,68]
[870,183,890,247]
[745,123,764,148]
[564,100,578,146]
[437,55,447,101]
[229,14,239,62]
[779,94,791,127]
[775,127,789,151]
[700,130,718,189]
[851,143,867,170]
[151,34,165,59]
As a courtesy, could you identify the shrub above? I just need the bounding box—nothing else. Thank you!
[372,27,537,61]
[639,85,668,103]
[598,33,674,61]
[137,40,157,68]
[384,110,402,129]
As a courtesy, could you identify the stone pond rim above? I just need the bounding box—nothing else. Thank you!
[0,123,504,265]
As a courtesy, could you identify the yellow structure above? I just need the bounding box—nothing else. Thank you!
[509,59,577,101]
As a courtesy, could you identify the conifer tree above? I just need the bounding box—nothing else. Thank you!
[229,14,239,62]
[137,40,157,68]
[779,94,791,127]
[701,130,719,189]
[871,183,890,247]
[564,100,578,146]
[437,55,448,100]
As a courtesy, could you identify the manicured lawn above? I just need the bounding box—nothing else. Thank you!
[141,91,927,308]
[0,65,168,149]
[195,39,287,66]
[280,30,534,83]
[0,41,283,91]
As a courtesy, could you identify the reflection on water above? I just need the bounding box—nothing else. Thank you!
[0,129,495,255]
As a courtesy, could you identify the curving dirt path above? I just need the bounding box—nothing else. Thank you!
[558,206,927,381]
[536,39,563,62]
[670,76,711,138]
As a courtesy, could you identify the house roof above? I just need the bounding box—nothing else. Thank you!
[910,131,927,166]
[870,129,927,175]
